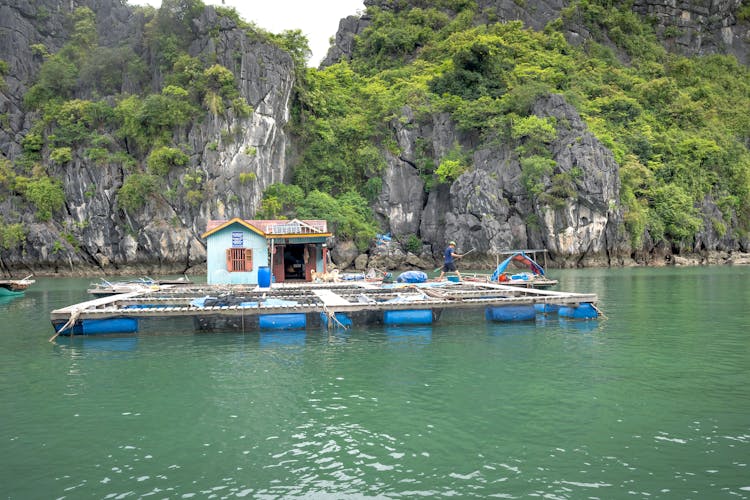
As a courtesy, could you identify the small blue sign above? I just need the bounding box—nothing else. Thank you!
[231,231,243,247]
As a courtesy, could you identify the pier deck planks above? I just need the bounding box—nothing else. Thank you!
[50,281,598,325]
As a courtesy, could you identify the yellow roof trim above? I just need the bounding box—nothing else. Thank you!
[265,233,332,240]
[200,218,265,239]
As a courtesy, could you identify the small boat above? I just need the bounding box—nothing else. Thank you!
[465,251,558,288]
[87,277,161,297]
[154,275,192,286]
[0,275,35,296]
[491,251,557,288]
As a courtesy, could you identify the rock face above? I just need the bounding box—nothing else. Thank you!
[413,94,627,268]
[324,0,749,66]
[0,0,295,275]
[320,14,371,68]
[1,0,749,276]
[323,0,749,270]
[632,0,749,65]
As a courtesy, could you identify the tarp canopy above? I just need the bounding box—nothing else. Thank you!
[490,252,546,282]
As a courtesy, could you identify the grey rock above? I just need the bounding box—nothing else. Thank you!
[330,239,359,269]
[0,0,295,275]
[354,253,369,271]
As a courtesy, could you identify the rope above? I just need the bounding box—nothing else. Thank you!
[322,304,348,330]
[591,303,608,320]
[48,308,81,342]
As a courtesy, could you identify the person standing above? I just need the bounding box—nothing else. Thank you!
[438,241,463,281]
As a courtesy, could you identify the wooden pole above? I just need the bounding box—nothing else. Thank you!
[433,248,475,273]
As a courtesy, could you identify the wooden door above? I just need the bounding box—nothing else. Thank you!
[272,245,285,283]
[304,244,317,282]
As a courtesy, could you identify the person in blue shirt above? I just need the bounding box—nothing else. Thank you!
[438,241,464,281]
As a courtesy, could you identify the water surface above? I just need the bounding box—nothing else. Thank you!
[1,267,748,498]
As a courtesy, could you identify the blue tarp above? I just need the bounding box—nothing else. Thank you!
[396,270,428,283]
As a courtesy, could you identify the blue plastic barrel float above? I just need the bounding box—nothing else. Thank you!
[383,309,433,325]
[534,303,560,315]
[259,313,307,330]
[485,305,536,322]
[81,317,139,335]
[53,321,83,335]
[558,302,599,320]
[258,266,271,288]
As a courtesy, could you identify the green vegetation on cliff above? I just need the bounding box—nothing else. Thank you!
[290,0,750,248]
[3,0,750,256]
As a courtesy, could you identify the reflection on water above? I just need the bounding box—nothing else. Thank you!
[55,335,139,353]
[384,325,432,343]
[259,330,307,347]
[1,269,749,498]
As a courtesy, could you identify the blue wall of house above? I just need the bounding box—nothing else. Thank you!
[206,224,269,285]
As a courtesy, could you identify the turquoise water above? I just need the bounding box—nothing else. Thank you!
[1,267,749,498]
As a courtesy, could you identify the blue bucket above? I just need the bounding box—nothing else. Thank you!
[258,266,271,288]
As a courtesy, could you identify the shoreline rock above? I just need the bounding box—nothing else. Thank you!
[6,251,750,278]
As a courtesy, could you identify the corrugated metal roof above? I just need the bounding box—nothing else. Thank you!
[202,218,329,239]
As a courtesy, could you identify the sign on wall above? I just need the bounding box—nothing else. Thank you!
[231,231,244,247]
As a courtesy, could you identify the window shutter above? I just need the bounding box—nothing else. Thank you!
[244,248,253,271]
[226,248,232,271]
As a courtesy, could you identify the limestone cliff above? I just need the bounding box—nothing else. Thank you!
[1,0,749,276]
[0,0,294,275]
[325,0,749,65]
[323,0,750,269]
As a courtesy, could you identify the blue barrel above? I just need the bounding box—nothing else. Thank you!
[81,318,139,335]
[259,313,306,330]
[534,303,560,314]
[559,303,599,319]
[54,321,83,335]
[383,309,433,325]
[485,305,536,322]
[258,266,271,288]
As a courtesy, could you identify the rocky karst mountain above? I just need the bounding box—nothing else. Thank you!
[0,0,748,276]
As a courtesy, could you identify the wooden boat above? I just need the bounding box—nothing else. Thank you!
[87,276,193,297]
[0,275,35,296]
[154,276,192,286]
[87,277,161,297]
[464,250,558,288]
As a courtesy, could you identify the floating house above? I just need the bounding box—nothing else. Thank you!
[49,280,601,337]
[202,218,332,285]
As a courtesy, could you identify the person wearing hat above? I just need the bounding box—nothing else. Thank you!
[438,241,464,281]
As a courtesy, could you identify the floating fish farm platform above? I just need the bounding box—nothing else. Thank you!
[49,281,601,337]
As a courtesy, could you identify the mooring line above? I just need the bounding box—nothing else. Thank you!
[49,308,81,343]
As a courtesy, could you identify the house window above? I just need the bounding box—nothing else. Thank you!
[226,248,253,272]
